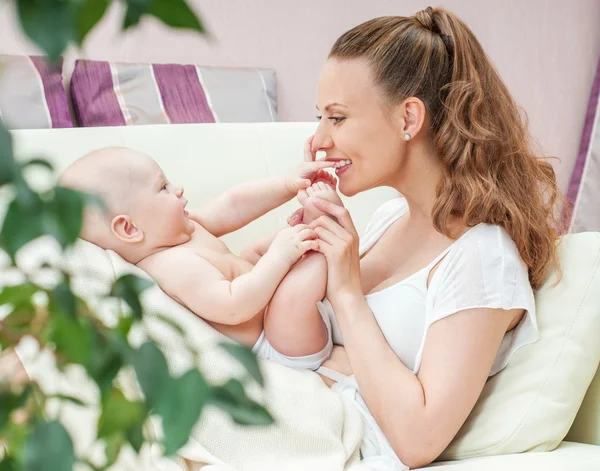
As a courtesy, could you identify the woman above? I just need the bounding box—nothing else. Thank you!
[289,6,564,470]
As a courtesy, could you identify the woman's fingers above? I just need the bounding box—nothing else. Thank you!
[310,215,351,240]
[295,178,311,190]
[312,225,339,245]
[304,135,316,162]
[313,198,357,234]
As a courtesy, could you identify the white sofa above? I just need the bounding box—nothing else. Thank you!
[9,123,600,470]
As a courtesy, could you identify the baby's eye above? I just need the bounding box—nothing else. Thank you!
[161,183,168,191]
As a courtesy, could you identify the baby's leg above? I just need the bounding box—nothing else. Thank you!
[262,181,343,360]
[263,251,329,357]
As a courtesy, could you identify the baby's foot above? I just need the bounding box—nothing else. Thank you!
[297,180,344,224]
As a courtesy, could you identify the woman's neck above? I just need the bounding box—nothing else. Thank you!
[391,140,443,224]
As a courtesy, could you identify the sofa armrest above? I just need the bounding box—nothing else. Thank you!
[419,442,600,471]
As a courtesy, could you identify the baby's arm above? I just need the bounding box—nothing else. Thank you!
[153,226,318,325]
[239,230,279,265]
[189,176,295,239]
[189,161,335,238]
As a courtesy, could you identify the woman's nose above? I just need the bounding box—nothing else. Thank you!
[312,121,334,153]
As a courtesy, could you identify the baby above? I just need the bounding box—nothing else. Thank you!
[59,147,344,370]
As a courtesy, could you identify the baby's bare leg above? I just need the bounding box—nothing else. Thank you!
[263,251,328,357]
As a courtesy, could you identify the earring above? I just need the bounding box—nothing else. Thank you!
[403,133,412,141]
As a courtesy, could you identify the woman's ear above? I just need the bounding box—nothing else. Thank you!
[111,215,144,243]
[395,97,427,141]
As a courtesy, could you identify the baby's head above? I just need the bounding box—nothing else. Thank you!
[59,147,195,263]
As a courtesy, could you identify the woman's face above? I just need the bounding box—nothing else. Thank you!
[313,58,406,197]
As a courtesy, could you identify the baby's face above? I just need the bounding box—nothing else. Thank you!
[126,157,195,247]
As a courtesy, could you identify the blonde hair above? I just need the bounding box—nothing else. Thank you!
[329,7,566,289]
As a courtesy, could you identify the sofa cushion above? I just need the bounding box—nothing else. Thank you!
[0,55,72,129]
[439,232,600,460]
[70,59,278,126]
[566,363,600,446]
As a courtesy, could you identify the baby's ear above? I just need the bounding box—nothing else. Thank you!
[111,215,144,243]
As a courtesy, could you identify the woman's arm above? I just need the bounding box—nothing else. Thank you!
[309,197,520,468]
[333,290,519,468]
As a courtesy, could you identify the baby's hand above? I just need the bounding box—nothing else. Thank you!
[268,225,318,266]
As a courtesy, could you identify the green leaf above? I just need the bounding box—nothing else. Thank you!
[98,388,145,439]
[123,0,153,29]
[85,328,125,392]
[47,311,92,366]
[23,420,76,471]
[16,0,75,62]
[110,274,154,319]
[20,158,53,172]
[52,279,77,318]
[0,283,39,311]
[0,123,17,186]
[219,342,264,386]
[0,197,44,260]
[209,379,274,426]
[3,310,36,339]
[73,0,110,44]
[14,176,40,210]
[156,370,209,455]
[117,314,134,337]
[148,0,205,32]
[0,456,18,471]
[126,423,144,453]
[132,341,169,409]
[0,387,31,429]
[104,432,125,468]
[42,186,85,248]
[0,420,30,465]
[50,394,86,407]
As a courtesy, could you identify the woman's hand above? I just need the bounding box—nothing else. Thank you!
[309,197,362,301]
[285,136,337,193]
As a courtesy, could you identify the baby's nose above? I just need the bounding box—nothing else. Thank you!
[176,185,184,197]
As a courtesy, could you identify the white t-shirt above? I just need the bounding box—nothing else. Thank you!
[318,196,538,376]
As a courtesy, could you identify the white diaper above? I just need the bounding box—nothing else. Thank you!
[317,367,409,471]
[251,306,333,371]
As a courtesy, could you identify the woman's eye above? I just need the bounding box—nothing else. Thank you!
[316,115,322,121]
[329,116,346,125]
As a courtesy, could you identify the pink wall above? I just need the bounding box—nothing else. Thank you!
[1,0,599,192]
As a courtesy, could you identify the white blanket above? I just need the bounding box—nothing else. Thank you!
[15,239,364,471]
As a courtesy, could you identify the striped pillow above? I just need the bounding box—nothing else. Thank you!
[0,55,73,129]
[71,59,278,126]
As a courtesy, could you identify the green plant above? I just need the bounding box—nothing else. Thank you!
[0,2,272,470]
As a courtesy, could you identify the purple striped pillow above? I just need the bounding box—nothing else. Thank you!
[0,55,73,129]
[71,59,278,126]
